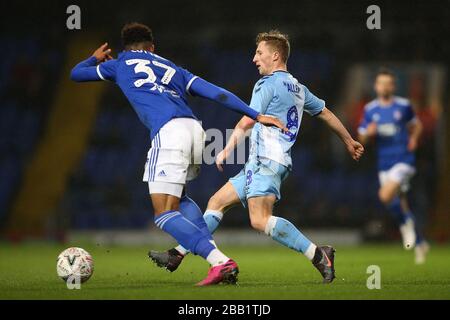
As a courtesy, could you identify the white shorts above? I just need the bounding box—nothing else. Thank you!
[378,163,416,193]
[142,118,205,197]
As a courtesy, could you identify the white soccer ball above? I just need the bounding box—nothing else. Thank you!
[56,247,94,284]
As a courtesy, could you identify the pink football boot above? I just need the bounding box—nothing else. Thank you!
[195,259,239,286]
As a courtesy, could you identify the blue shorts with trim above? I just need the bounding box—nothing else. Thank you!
[229,158,289,208]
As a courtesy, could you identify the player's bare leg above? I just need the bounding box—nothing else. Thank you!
[149,182,240,272]
[247,195,336,283]
[150,193,181,215]
[207,182,241,213]
[247,194,276,232]
[378,179,402,205]
[378,180,416,249]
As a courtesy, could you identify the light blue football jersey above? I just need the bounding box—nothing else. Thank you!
[248,71,325,168]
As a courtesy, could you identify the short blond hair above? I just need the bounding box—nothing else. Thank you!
[256,30,290,63]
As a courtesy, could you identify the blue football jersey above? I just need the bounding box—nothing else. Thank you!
[358,96,416,171]
[96,50,197,140]
[248,71,325,168]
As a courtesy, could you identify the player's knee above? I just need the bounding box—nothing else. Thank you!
[249,216,268,232]
[378,189,394,205]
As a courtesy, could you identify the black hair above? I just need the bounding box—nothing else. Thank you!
[121,22,153,48]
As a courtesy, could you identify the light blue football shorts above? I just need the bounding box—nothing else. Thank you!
[229,157,290,208]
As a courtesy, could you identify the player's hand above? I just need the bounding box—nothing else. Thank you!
[366,122,377,137]
[215,150,228,172]
[256,114,288,133]
[407,137,419,151]
[92,43,113,63]
[346,139,365,161]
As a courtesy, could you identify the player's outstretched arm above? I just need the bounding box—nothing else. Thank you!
[216,116,255,171]
[357,122,377,146]
[189,78,287,132]
[407,118,422,151]
[317,107,365,161]
[70,43,113,82]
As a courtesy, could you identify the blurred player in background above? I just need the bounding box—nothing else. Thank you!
[357,68,429,264]
[70,23,287,285]
[150,30,364,283]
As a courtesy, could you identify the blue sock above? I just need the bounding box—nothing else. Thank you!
[387,197,409,225]
[388,197,425,244]
[179,195,213,241]
[265,216,315,258]
[175,209,223,255]
[404,210,425,244]
[154,210,215,259]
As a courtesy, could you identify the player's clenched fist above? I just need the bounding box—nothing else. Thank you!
[215,150,228,172]
[347,140,365,161]
[92,43,113,63]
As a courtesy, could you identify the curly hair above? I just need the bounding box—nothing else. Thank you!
[121,22,154,48]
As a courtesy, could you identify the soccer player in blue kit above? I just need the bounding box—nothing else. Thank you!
[150,30,365,283]
[70,23,288,285]
[357,69,429,264]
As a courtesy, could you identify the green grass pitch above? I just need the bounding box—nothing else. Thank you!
[1,243,449,299]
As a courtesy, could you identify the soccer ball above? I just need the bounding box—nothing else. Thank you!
[56,247,94,284]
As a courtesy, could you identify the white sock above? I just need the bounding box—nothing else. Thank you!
[304,243,317,261]
[400,218,416,250]
[204,209,224,220]
[206,249,229,267]
[264,216,278,236]
[175,245,189,256]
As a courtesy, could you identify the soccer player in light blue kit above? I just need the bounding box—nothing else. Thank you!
[358,68,429,264]
[150,30,364,283]
[70,23,287,285]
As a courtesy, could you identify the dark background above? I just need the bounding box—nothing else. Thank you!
[0,0,448,241]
